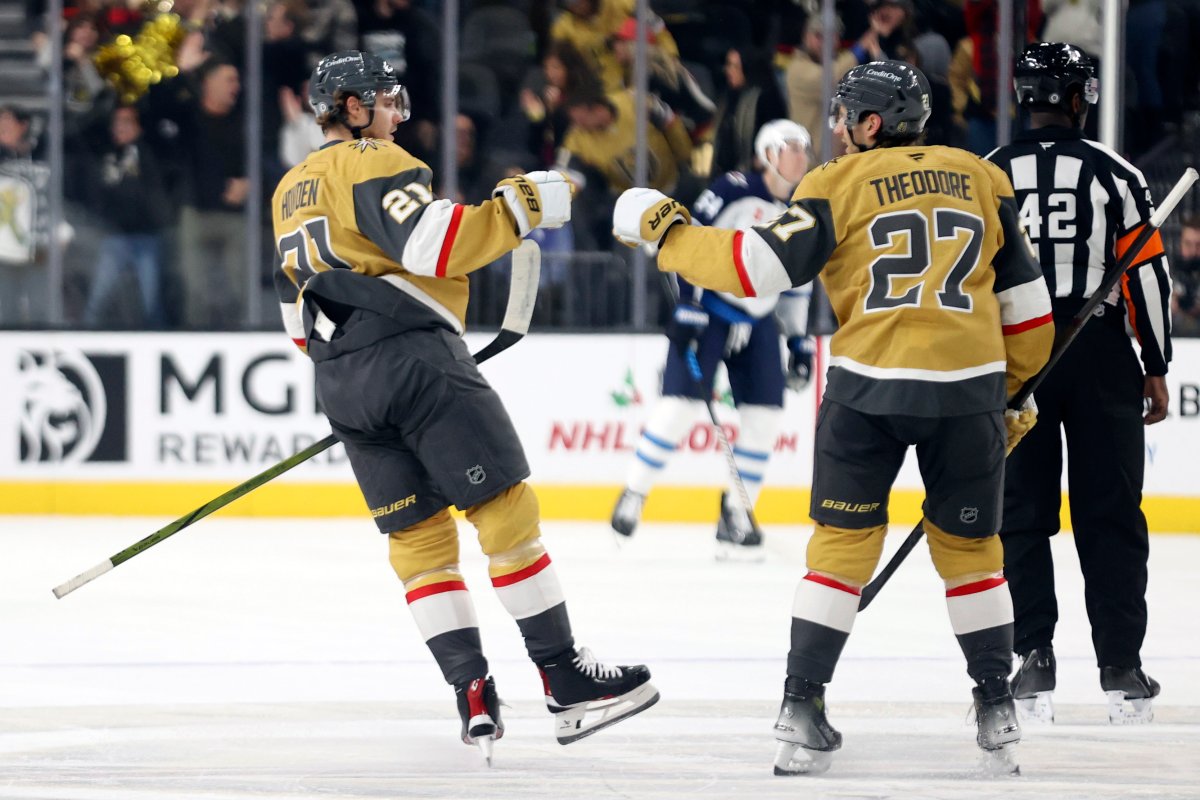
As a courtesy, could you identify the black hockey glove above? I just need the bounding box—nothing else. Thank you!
[786,336,816,391]
[667,301,709,351]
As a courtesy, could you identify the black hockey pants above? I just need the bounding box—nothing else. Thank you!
[1000,303,1150,669]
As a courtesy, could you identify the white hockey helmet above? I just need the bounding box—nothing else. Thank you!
[754,119,811,168]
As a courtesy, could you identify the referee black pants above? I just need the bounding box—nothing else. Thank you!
[1000,306,1150,669]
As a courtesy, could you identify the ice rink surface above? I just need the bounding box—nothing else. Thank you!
[2,514,1198,800]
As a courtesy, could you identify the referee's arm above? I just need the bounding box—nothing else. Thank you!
[1116,173,1174,422]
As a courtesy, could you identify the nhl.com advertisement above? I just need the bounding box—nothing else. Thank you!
[2,332,1199,511]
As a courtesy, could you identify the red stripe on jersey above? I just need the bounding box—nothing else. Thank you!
[435,204,465,278]
[491,553,551,587]
[405,580,468,603]
[292,337,306,349]
[945,576,1007,597]
[803,571,861,596]
[731,231,756,297]
[1001,312,1053,336]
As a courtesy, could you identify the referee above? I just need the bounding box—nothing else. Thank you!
[986,43,1172,725]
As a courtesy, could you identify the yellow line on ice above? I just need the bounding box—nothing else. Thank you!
[1,481,1197,533]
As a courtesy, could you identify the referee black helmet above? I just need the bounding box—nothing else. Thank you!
[1013,42,1098,115]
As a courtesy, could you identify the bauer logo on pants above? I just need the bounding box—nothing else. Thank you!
[17,348,127,463]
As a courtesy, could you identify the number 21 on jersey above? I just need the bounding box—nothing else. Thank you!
[277,216,351,284]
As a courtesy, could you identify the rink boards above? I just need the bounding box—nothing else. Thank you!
[1,332,1198,531]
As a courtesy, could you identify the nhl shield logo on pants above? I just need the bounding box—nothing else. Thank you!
[466,465,487,485]
[960,507,979,525]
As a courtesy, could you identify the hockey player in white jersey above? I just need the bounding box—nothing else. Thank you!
[610,120,817,554]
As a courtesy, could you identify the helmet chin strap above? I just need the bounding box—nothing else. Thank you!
[349,108,375,139]
[849,124,876,152]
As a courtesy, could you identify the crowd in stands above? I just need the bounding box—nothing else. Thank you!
[1,0,1199,333]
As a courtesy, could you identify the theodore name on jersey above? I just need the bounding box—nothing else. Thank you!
[869,168,974,206]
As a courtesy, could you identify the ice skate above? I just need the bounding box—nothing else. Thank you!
[610,489,645,538]
[539,646,659,744]
[715,491,764,562]
[971,677,1021,776]
[454,676,504,766]
[1011,647,1056,723]
[1101,667,1160,724]
[772,677,841,776]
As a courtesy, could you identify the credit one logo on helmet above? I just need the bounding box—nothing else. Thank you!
[17,348,127,463]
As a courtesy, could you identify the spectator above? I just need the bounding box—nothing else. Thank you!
[558,89,691,249]
[709,47,788,177]
[550,0,678,92]
[278,80,323,169]
[785,14,879,157]
[302,0,359,58]
[262,0,313,182]
[173,58,248,329]
[519,40,603,169]
[610,16,715,143]
[82,105,170,328]
[355,0,441,157]
[38,12,114,141]
[864,0,914,60]
[1173,213,1200,337]
[0,106,42,161]
[1126,0,1168,155]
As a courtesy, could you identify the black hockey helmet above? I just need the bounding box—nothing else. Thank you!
[830,60,932,139]
[308,50,410,128]
[1013,42,1098,113]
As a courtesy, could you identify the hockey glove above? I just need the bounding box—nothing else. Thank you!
[725,321,753,355]
[667,301,709,351]
[1004,395,1038,456]
[494,170,572,238]
[612,187,691,255]
[785,336,816,391]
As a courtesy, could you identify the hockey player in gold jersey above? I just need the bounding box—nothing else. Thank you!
[271,51,658,764]
[614,61,1054,775]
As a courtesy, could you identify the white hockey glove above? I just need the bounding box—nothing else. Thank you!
[1004,394,1038,456]
[493,170,572,238]
[612,187,691,255]
[725,321,753,355]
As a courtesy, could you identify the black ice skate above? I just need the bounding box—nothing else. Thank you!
[772,677,841,776]
[610,488,645,538]
[1011,647,1056,723]
[454,676,504,766]
[538,647,659,744]
[971,676,1021,776]
[1101,666,1160,725]
[715,491,764,561]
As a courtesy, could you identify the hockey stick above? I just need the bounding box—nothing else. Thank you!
[658,273,760,536]
[52,240,542,599]
[857,167,1198,612]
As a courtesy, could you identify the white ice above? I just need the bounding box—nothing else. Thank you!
[2,515,1198,799]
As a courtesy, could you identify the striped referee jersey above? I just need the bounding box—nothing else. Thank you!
[987,126,1172,375]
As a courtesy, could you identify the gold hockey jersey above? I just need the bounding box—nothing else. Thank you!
[271,138,522,349]
[658,145,1054,416]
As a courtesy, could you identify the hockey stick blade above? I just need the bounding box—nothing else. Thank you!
[858,167,1197,612]
[53,242,542,600]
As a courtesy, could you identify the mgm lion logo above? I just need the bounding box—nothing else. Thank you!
[18,349,107,463]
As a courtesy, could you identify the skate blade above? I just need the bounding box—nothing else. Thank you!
[1016,691,1055,723]
[773,740,833,776]
[555,681,660,745]
[979,743,1020,777]
[474,733,495,766]
[1106,691,1155,724]
[715,541,766,563]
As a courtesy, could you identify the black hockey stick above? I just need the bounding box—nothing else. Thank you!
[858,167,1198,612]
[53,241,542,599]
[658,273,760,536]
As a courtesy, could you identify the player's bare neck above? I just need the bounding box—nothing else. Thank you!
[1029,111,1075,131]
